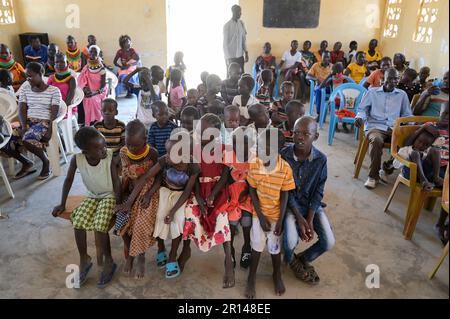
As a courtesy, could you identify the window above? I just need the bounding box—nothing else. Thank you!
[0,0,15,24]
[413,0,439,43]
[383,0,402,39]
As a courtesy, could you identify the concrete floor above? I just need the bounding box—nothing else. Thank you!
[0,96,448,299]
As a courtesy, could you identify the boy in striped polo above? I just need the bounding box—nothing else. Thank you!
[245,128,296,299]
[147,101,178,156]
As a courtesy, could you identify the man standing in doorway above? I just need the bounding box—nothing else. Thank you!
[223,5,249,75]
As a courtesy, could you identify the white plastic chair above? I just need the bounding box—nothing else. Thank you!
[0,92,19,122]
[106,69,118,99]
[59,87,84,154]
[0,120,14,198]
[47,101,68,177]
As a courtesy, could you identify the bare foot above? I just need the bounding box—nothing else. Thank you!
[178,246,191,273]
[135,255,145,279]
[245,278,256,299]
[434,176,444,188]
[123,256,134,276]
[273,273,286,296]
[223,257,235,289]
[422,181,434,192]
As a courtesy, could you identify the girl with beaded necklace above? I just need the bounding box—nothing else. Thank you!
[66,35,83,72]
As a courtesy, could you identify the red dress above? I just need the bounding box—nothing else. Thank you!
[183,147,231,252]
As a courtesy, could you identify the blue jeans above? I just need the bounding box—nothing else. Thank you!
[314,86,331,114]
[283,206,335,264]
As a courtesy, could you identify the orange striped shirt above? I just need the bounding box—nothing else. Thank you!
[247,156,296,222]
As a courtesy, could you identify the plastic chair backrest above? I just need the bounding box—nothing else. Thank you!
[0,119,12,149]
[0,92,19,122]
[55,101,68,123]
[329,83,367,113]
[391,116,440,156]
[106,69,118,88]
[70,87,85,107]
[359,77,368,87]
[252,63,258,96]
[343,76,355,84]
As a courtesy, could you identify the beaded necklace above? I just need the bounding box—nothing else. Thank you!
[127,145,150,161]
[0,57,16,70]
[54,67,73,83]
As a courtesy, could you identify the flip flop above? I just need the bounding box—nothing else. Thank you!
[13,169,37,180]
[165,262,181,279]
[240,252,251,269]
[78,262,93,288]
[156,251,168,269]
[37,171,52,181]
[97,263,117,289]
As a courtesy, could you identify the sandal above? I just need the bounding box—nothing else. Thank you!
[78,262,93,288]
[156,251,168,269]
[240,252,251,269]
[13,168,36,180]
[97,263,117,289]
[165,262,181,279]
[37,170,52,181]
[292,256,320,285]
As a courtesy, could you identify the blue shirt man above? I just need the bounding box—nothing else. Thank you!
[355,68,412,189]
[24,37,48,65]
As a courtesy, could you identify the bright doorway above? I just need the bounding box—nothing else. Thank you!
[166,0,239,88]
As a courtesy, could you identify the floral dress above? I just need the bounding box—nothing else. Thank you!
[183,150,231,252]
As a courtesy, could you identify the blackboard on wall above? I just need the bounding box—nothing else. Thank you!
[263,0,321,28]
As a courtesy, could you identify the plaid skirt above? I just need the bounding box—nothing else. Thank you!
[71,197,116,233]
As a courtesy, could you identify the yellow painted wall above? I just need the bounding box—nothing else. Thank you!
[0,0,24,61]
[380,0,449,78]
[240,0,386,72]
[14,0,167,67]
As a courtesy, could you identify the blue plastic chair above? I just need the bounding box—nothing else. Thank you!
[359,77,368,87]
[318,76,355,129]
[327,83,367,146]
[309,79,317,115]
[251,63,258,96]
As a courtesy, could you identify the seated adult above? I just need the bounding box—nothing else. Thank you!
[355,68,412,189]
[7,62,61,180]
[413,71,449,117]
[24,35,48,65]
[279,40,305,102]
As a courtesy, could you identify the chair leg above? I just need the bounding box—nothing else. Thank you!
[354,132,364,165]
[429,242,449,279]
[57,131,68,165]
[424,197,437,212]
[8,158,15,176]
[403,189,426,240]
[48,126,61,177]
[384,175,402,213]
[0,163,14,199]
[354,138,369,179]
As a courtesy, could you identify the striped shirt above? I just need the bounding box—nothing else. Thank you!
[247,155,296,222]
[94,120,126,154]
[147,120,178,156]
[18,84,61,120]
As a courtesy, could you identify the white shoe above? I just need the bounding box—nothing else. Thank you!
[364,178,378,189]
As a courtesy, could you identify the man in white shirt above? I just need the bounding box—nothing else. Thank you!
[223,5,249,76]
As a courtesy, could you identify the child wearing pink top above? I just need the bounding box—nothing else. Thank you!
[168,68,187,120]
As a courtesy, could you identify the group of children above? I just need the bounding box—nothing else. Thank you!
[47,49,335,297]
[1,33,448,297]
